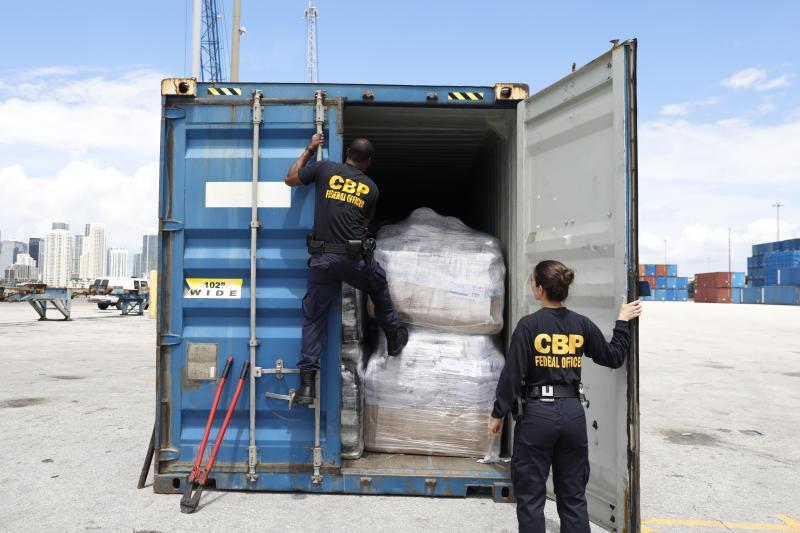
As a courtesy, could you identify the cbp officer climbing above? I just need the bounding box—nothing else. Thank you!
[285,133,408,405]
[488,260,642,533]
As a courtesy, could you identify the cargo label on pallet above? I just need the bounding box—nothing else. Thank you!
[184,278,243,299]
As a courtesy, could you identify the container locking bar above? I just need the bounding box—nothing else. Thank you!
[246,90,263,483]
[314,90,325,162]
[257,360,315,409]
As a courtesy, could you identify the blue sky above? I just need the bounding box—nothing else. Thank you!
[1,0,798,275]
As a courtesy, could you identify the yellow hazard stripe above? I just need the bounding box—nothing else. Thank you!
[447,91,484,101]
[207,87,243,96]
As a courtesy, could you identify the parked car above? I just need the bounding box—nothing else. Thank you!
[88,277,149,309]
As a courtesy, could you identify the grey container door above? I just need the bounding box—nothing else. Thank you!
[512,41,639,531]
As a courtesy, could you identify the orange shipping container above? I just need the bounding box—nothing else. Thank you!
[695,272,731,289]
[655,264,667,276]
[638,264,646,276]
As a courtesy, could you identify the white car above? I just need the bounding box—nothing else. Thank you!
[88,277,149,310]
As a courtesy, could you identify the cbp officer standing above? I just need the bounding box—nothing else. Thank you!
[488,260,642,533]
[285,133,408,405]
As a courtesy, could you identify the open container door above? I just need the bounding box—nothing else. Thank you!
[512,41,639,531]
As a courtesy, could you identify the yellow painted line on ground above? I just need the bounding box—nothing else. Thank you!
[642,514,800,531]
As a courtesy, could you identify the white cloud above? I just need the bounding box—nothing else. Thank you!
[659,97,719,116]
[722,68,767,89]
[0,67,163,262]
[638,115,800,276]
[0,69,162,157]
[0,161,158,259]
[640,219,798,277]
[640,118,800,184]
[756,74,790,91]
[721,67,791,91]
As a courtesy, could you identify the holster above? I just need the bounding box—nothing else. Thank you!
[362,238,376,267]
[512,382,528,422]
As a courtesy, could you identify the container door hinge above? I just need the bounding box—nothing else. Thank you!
[160,219,184,232]
[158,448,180,461]
[312,447,323,485]
[158,333,181,346]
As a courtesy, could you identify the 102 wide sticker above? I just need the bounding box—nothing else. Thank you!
[184,278,243,299]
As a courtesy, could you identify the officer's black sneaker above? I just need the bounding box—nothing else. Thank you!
[385,326,409,356]
[297,370,316,405]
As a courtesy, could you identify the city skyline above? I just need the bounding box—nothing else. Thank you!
[1,221,157,286]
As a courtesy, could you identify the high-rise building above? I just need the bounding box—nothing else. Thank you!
[141,234,158,274]
[132,252,143,278]
[80,224,106,280]
[84,224,91,237]
[28,237,44,268]
[52,222,69,231]
[107,248,129,277]
[0,240,27,272]
[72,234,84,279]
[43,229,73,287]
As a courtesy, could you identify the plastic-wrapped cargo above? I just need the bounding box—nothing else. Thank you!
[341,356,365,459]
[374,208,506,335]
[364,326,504,457]
[341,283,364,344]
[340,283,366,458]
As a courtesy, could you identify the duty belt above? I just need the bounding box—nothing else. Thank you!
[527,384,581,402]
[307,236,376,265]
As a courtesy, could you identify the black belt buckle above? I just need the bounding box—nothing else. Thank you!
[539,385,555,403]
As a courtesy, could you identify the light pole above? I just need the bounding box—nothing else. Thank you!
[772,202,784,241]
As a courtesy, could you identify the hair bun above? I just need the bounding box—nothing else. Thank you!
[561,268,575,286]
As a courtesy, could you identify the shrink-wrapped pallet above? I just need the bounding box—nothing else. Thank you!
[340,284,365,458]
[375,208,505,334]
[364,326,504,457]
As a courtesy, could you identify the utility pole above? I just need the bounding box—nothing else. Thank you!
[728,227,731,274]
[663,239,667,265]
[230,0,242,82]
[191,0,202,78]
[772,202,784,242]
[304,2,320,83]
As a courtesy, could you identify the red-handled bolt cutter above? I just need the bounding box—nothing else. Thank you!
[180,358,249,514]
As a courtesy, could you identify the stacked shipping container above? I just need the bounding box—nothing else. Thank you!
[638,264,688,301]
[745,238,800,305]
[694,272,746,303]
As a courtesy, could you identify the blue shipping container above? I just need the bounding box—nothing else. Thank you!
[742,287,763,304]
[645,264,656,277]
[765,251,800,270]
[676,289,688,301]
[656,277,668,289]
[730,288,743,304]
[763,286,800,305]
[777,267,800,285]
[153,41,639,532]
[730,272,746,288]
[665,277,677,289]
[676,277,688,289]
[779,238,800,251]
[666,264,678,277]
[654,289,667,301]
[666,289,677,300]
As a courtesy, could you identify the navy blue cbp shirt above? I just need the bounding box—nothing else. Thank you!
[298,160,379,244]
[492,307,631,419]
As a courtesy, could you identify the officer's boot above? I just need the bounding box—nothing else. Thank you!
[385,326,409,356]
[297,370,316,405]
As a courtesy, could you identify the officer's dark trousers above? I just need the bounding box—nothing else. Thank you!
[512,398,590,533]
[298,253,400,370]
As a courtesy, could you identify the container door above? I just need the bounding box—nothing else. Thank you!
[157,90,346,492]
[513,41,639,531]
